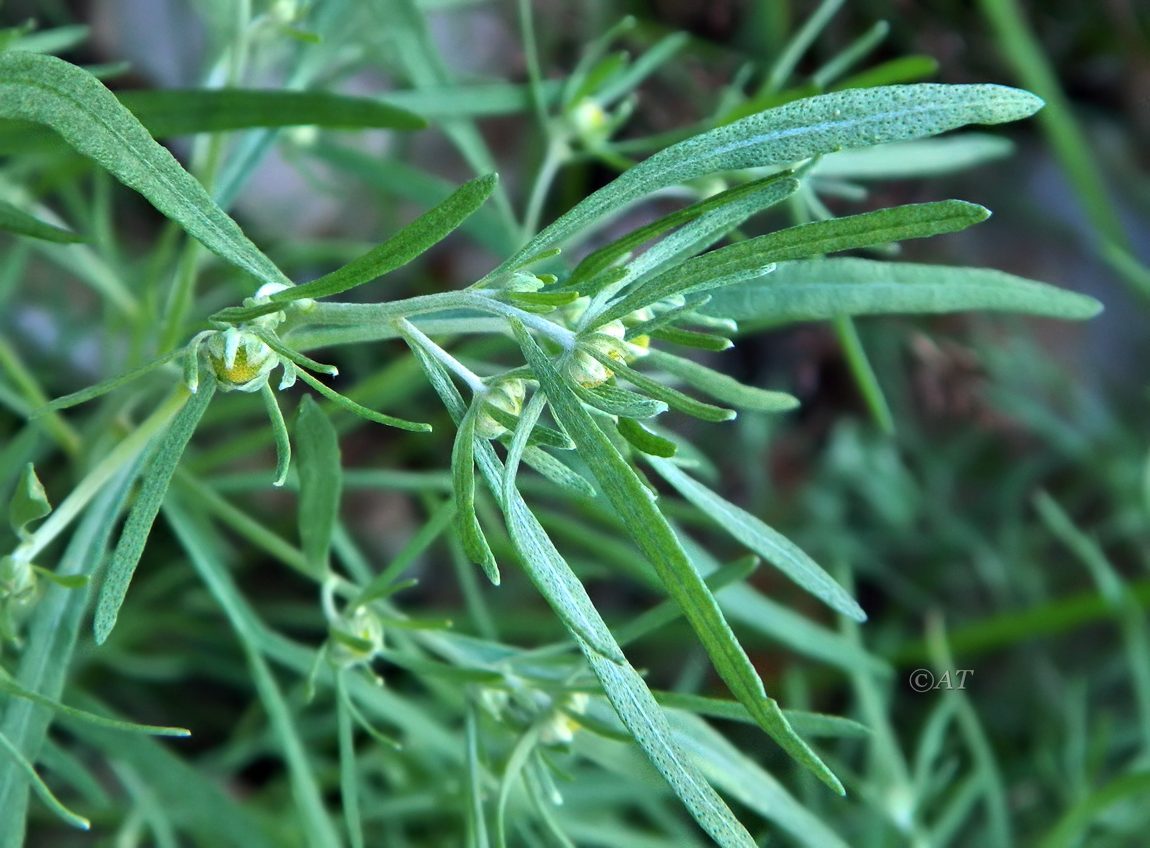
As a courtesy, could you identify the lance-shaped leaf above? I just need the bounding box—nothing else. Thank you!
[645,349,799,413]
[703,257,1104,324]
[565,174,799,295]
[0,674,188,737]
[498,83,1043,272]
[452,401,500,586]
[597,199,989,324]
[0,53,290,288]
[295,397,341,575]
[213,173,499,324]
[94,381,216,645]
[118,88,426,135]
[0,200,85,243]
[513,321,843,794]
[649,458,865,622]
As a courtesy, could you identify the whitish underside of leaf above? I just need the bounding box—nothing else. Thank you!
[703,257,1103,324]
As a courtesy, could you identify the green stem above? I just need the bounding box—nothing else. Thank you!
[833,315,895,435]
[523,139,566,241]
[15,387,190,564]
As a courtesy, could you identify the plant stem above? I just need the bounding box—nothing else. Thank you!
[15,387,190,564]
[395,320,486,394]
[523,139,566,241]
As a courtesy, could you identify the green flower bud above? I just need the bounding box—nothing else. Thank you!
[328,606,385,668]
[475,379,526,439]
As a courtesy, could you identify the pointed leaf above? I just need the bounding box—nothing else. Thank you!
[9,464,50,538]
[499,83,1043,271]
[452,400,500,585]
[0,200,85,243]
[0,675,189,737]
[93,381,216,645]
[118,88,426,136]
[0,53,290,287]
[650,458,866,622]
[598,199,990,324]
[295,396,341,574]
[646,349,799,413]
[704,257,1104,324]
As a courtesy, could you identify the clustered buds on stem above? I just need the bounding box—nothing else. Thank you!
[566,317,649,389]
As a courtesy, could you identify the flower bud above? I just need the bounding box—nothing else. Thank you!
[539,693,590,746]
[205,329,277,392]
[567,97,609,146]
[328,606,384,668]
[475,379,526,439]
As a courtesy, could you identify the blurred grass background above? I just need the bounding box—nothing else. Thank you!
[1,1,1147,845]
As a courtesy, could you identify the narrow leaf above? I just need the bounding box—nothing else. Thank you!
[704,257,1104,324]
[645,349,799,413]
[585,350,735,423]
[407,326,757,846]
[0,200,85,243]
[499,83,1043,271]
[599,199,990,324]
[0,676,189,737]
[0,53,290,287]
[118,88,426,136]
[37,350,180,414]
[502,392,549,510]
[518,447,597,499]
[269,173,498,306]
[514,321,843,793]
[616,417,677,457]
[295,396,342,574]
[0,729,89,831]
[260,383,291,488]
[649,458,866,622]
[565,174,798,292]
[293,368,432,432]
[452,401,500,585]
[573,381,667,419]
[93,381,216,645]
